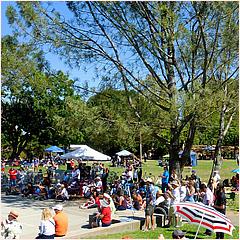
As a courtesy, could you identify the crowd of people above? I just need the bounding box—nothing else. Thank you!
[1,156,238,239]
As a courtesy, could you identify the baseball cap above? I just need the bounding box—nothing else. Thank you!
[53,204,63,211]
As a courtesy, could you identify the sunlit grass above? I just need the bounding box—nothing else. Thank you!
[90,224,239,239]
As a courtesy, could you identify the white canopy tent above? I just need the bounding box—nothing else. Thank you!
[116,150,132,157]
[60,145,111,161]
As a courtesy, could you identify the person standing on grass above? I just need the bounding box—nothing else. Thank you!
[200,183,214,236]
[167,181,181,227]
[143,194,155,231]
[179,180,187,202]
[213,171,221,183]
[8,168,18,187]
[185,180,195,202]
[213,183,226,239]
[144,153,147,162]
[160,166,169,193]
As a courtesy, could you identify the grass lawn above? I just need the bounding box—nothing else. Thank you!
[89,224,239,239]
[108,159,238,184]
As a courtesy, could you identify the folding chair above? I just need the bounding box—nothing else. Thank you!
[226,192,236,206]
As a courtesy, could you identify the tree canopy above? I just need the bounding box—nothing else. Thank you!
[2,2,238,175]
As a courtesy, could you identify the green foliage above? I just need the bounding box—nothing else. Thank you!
[1,35,77,158]
[3,2,238,166]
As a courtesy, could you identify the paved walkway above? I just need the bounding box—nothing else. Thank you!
[1,195,239,239]
[1,195,145,239]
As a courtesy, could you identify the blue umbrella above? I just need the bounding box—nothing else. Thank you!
[231,168,239,173]
[45,146,65,153]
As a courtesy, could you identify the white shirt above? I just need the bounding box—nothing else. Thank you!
[203,188,214,206]
[2,219,22,239]
[95,180,102,188]
[171,187,180,205]
[72,169,80,180]
[82,185,90,194]
[61,188,69,199]
[213,173,221,182]
[155,196,165,205]
[39,218,55,236]
[180,185,187,202]
[127,171,133,181]
[133,170,138,179]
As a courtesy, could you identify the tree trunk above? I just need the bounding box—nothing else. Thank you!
[208,86,236,184]
[169,128,181,178]
[180,118,196,169]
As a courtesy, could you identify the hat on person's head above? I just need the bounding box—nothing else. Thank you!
[8,210,19,219]
[172,230,185,238]
[146,177,153,183]
[103,193,111,199]
[95,176,101,180]
[192,170,196,173]
[171,181,179,187]
[100,199,109,208]
[53,204,63,211]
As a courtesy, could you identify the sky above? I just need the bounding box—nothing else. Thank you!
[1,1,97,91]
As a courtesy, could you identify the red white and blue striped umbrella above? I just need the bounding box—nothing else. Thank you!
[173,202,235,236]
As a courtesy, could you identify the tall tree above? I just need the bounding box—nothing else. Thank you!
[6,2,238,176]
[1,35,75,159]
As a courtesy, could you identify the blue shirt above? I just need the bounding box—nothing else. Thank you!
[162,170,169,184]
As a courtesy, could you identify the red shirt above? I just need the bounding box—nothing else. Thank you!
[95,196,100,207]
[101,206,111,224]
[70,160,75,168]
[9,169,17,180]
